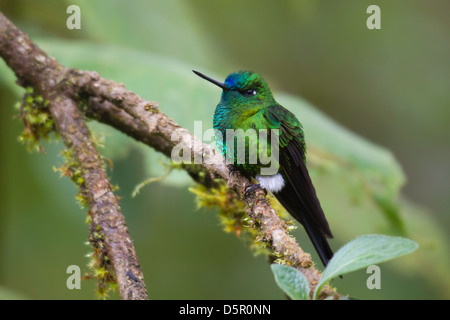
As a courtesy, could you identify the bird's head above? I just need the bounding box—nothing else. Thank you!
[193,70,275,110]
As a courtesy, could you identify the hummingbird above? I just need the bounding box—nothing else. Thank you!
[193,70,334,267]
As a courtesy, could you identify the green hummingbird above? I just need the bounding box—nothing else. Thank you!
[193,70,334,266]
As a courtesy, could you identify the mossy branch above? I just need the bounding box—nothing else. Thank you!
[0,13,147,300]
[0,12,340,299]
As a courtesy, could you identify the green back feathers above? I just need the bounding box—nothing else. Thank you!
[212,71,306,171]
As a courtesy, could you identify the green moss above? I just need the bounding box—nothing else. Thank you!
[189,180,301,265]
[189,182,271,257]
[84,227,117,299]
[16,87,55,153]
[15,85,118,299]
[57,153,116,298]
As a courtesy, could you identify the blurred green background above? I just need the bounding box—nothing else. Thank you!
[0,0,449,299]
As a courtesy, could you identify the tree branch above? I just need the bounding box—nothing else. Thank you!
[0,12,340,299]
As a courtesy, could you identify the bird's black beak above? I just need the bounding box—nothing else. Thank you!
[193,70,229,91]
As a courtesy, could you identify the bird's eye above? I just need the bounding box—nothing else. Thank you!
[241,89,256,97]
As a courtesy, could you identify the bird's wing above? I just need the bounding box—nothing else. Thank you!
[263,105,333,238]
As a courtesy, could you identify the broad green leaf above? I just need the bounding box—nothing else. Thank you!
[314,234,418,299]
[0,39,407,231]
[0,39,422,243]
[277,94,406,233]
[0,40,413,255]
[76,0,218,70]
[270,264,310,300]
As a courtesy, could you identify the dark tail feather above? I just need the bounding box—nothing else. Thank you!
[300,213,334,267]
[274,182,334,267]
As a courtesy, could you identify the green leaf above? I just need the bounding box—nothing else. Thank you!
[277,94,407,233]
[0,38,421,242]
[314,234,418,299]
[0,40,414,262]
[77,0,216,69]
[0,39,407,230]
[0,39,411,234]
[270,264,310,300]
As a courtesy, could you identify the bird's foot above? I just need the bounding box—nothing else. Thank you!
[244,184,267,198]
[228,165,240,178]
